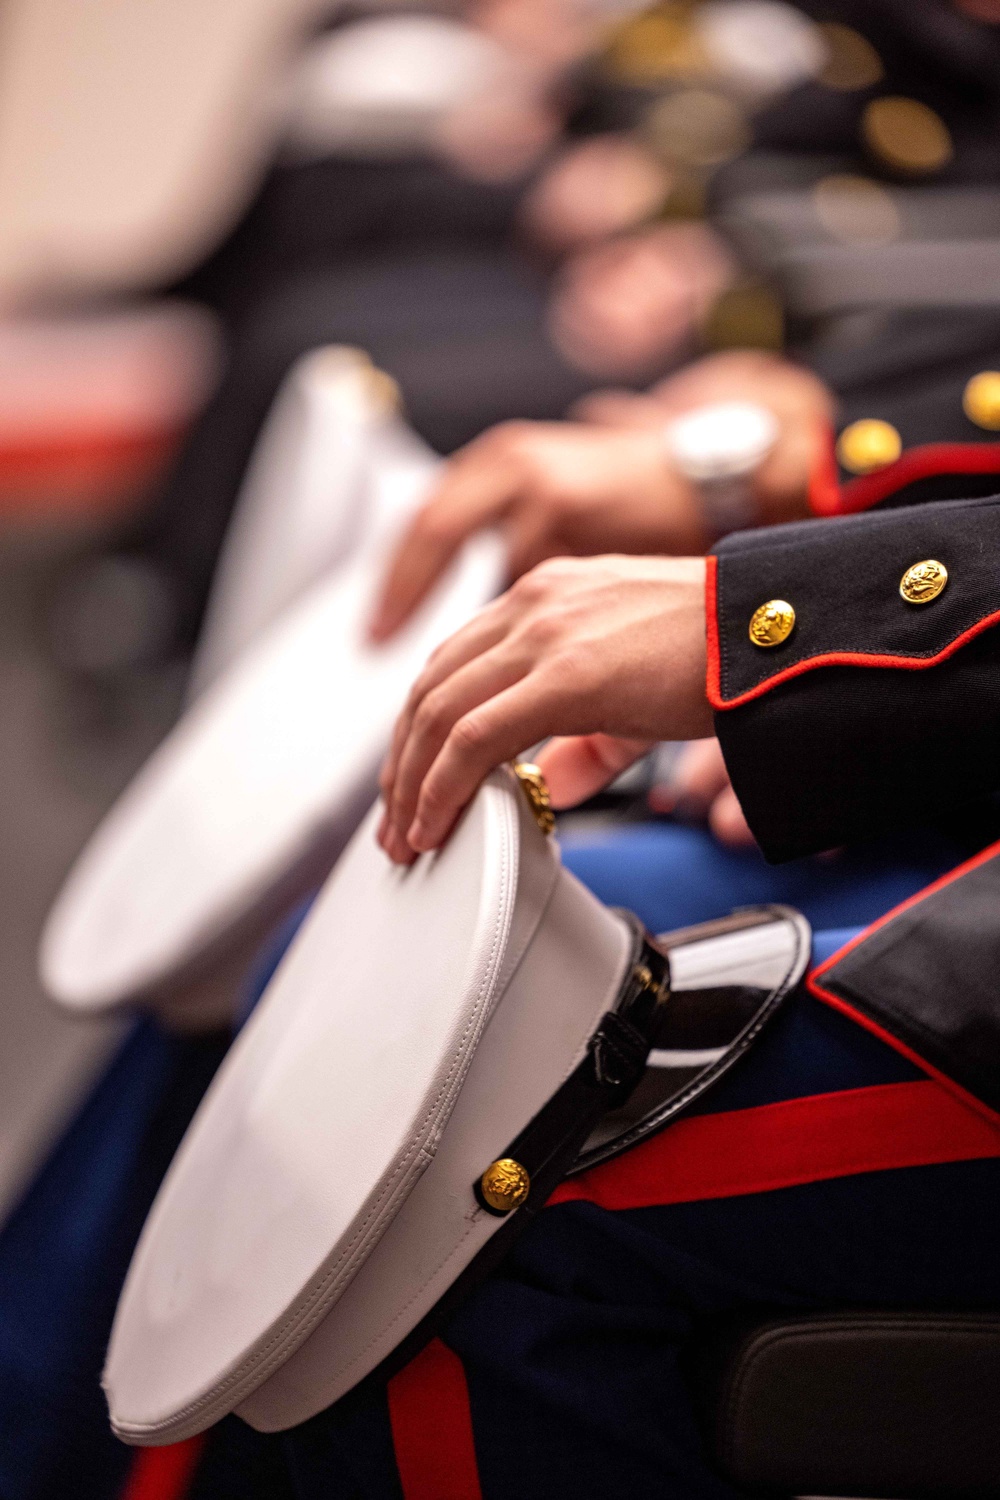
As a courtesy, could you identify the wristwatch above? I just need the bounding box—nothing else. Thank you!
[664,400,779,538]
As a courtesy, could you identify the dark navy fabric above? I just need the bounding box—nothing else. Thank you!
[0,1020,228,1500]
[204,986,1000,1500]
[558,820,965,936]
[187,827,1000,1500]
[0,818,980,1500]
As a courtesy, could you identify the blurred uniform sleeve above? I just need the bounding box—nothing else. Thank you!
[710,496,1000,861]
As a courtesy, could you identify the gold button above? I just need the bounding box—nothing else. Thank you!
[749,600,795,647]
[963,371,1000,431]
[512,762,555,836]
[479,1158,531,1214]
[817,23,883,91]
[900,560,948,604]
[836,418,902,474]
[861,97,952,176]
[604,6,706,84]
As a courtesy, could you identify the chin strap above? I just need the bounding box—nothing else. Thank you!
[473,920,669,1218]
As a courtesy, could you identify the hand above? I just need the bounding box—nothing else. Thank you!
[546,223,734,378]
[518,134,671,253]
[575,350,835,528]
[378,554,711,862]
[368,420,707,642]
[649,736,756,849]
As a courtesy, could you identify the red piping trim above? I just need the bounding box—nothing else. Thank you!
[710,605,1000,710]
[119,1437,206,1500]
[548,1080,1000,1212]
[388,1338,482,1500]
[840,442,1000,515]
[807,838,1000,1128]
[704,554,722,706]
[807,981,1000,1128]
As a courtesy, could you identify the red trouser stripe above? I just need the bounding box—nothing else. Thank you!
[548,1080,1000,1212]
[119,1437,206,1500]
[388,1337,482,1500]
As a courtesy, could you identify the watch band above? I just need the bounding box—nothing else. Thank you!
[665,400,780,539]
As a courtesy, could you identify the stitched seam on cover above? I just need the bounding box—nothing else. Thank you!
[309,921,638,1396]
[119,790,518,1439]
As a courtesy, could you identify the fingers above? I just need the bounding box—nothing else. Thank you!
[505,505,565,580]
[709,783,757,849]
[406,675,556,854]
[535,733,652,808]
[380,644,530,861]
[654,736,728,818]
[378,598,513,800]
[367,439,522,642]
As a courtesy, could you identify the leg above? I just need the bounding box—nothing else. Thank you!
[560,817,966,933]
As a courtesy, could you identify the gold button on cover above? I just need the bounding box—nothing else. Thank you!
[512,762,555,836]
[479,1158,531,1214]
[749,600,795,647]
[900,560,948,604]
[963,372,1000,432]
[836,418,902,474]
[861,97,953,176]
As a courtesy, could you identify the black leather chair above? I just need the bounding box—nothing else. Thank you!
[696,1311,1000,1498]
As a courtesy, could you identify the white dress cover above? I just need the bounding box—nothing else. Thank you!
[104,772,635,1442]
[189,345,432,696]
[39,526,502,1023]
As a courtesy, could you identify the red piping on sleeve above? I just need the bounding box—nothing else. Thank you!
[709,605,1000,710]
[548,1080,1000,1212]
[119,1437,206,1500]
[704,554,722,707]
[840,442,1000,516]
[808,838,1000,1128]
[388,1338,482,1500]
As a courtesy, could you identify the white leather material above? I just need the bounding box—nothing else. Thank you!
[241,856,630,1430]
[39,522,503,1021]
[189,347,437,696]
[104,774,633,1442]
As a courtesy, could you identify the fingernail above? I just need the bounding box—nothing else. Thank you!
[407,818,432,851]
[385,829,407,863]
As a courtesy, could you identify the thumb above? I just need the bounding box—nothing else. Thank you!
[535,733,653,809]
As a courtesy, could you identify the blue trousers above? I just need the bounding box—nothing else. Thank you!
[0,820,992,1500]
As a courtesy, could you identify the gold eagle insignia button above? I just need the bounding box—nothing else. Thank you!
[479,1158,531,1214]
[900,560,948,604]
[749,600,795,648]
[512,762,555,836]
[836,418,902,474]
[963,372,1000,432]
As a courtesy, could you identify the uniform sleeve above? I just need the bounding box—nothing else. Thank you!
[710,494,1000,862]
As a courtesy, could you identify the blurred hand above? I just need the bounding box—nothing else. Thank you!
[519,134,671,253]
[378,553,711,862]
[575,350,835,527]
[368,420,707,642]
[649,736,755,848]
[547,223,735,378]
